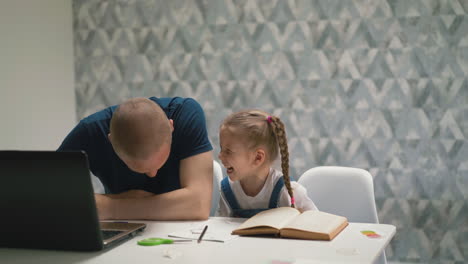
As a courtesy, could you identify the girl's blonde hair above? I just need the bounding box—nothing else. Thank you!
[221,110,295,208]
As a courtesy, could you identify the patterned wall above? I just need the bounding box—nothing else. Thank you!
[73,0,468,262]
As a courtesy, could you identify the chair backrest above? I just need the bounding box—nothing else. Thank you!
[298,166,379,223]
[298,166,387,264]
[210,160,224,216]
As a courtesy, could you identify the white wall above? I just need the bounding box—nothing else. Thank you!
[0,0,75,150]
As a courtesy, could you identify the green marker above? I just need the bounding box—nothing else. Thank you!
[137,237,192,246]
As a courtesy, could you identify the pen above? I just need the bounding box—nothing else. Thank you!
[197,225,208,244]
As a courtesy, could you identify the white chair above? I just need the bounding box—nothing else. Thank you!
[210,160,224,216]
[298,166,386,264]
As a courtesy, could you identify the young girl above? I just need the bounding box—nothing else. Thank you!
[217,110,318,217]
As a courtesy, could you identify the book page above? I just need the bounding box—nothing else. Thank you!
[282,210,347,234]
[234,207,301,231]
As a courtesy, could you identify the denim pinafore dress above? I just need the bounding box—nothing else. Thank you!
[220,177,285,218]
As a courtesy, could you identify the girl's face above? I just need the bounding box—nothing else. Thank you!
[218,127,256,181]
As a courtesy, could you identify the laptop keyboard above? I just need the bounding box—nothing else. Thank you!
[101,230,124,240]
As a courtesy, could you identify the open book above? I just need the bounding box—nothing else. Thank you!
[232,207,348,241]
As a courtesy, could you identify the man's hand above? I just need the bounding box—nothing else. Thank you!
[104,190,155,199]
[94,194,112,220]
[95,190,155,220]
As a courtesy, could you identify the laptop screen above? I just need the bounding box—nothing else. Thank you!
[0,151,104,251]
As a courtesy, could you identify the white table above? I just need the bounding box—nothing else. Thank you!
[0,217,395,264]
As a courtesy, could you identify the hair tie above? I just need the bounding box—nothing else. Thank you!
[290,197,295,205]
[266,116,273,123]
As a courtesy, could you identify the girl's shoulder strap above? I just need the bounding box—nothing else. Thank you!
[220,177,241,210]
[268,177,285,208]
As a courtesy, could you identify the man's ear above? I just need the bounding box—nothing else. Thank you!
[253,148,266,166]
[169,119,174,132]
[108,133,113,143]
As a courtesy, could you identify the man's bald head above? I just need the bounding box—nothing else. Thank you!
[109,98,172,161]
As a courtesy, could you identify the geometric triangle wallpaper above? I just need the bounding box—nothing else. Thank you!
[73,1,468,262]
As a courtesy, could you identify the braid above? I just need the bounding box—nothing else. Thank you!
[269,116,295,208]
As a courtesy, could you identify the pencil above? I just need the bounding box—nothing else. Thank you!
[197,225,208,243]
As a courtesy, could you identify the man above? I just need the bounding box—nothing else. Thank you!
[58,97,213,220]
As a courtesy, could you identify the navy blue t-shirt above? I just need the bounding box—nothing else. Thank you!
[57,97,213,194]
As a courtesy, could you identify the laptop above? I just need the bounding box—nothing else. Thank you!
[0,150,146,251]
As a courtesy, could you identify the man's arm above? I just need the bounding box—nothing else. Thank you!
[95,151,213,220]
